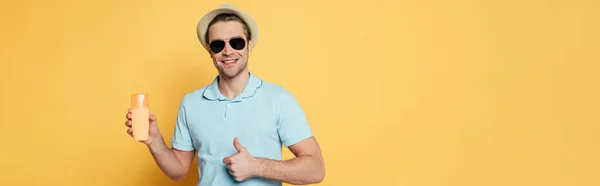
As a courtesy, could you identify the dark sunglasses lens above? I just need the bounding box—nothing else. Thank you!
[210,40,225,53]
[229,38,246,50]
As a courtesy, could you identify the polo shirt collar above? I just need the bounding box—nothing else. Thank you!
[202,72,263,101]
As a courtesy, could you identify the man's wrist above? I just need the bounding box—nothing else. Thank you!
[252,158,267,178]
[147,136,166,155]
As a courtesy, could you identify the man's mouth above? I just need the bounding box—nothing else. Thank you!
[221,59,238,64]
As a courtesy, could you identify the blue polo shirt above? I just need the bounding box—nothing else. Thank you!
[170,72,314,186]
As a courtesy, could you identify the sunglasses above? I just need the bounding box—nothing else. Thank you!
[209,38,246,54]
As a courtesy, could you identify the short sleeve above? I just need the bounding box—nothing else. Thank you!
[277,89,314,147]
[170,97,195,151]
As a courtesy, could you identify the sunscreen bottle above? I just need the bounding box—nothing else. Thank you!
[131,93,149,141]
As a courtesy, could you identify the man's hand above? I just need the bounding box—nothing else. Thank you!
[223,137,260,182]
[125,108,163,146]
[124,108,196,181]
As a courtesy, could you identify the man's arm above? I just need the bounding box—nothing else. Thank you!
[223,90,324,184]
[126,110,197,181]
[255,137,325,184]
[253,89,324,184]
[223,137,325,184]
[147,136,197,181]
[146,95,197,181]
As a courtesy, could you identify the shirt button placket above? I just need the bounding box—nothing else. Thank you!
[225,102,232,118]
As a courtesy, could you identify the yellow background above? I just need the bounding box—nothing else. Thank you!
[1,0,598,185]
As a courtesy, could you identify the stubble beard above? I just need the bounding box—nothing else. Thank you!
[218,59,248,80]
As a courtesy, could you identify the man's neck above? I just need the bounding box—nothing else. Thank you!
[218,72,250,100]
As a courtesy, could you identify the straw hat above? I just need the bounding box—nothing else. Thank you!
[196,4,259,52]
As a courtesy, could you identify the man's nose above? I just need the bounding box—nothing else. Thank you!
[222,43,235,55]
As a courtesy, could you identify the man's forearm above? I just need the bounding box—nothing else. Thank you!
[147,136,188,181]
[254,155,325,185]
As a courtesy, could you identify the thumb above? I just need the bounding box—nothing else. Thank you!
[233,137,246,153]
[149,114,158,127]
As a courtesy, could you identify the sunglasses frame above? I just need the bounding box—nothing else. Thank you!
[208,37,247,54]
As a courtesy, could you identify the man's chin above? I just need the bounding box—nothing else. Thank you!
[219,69,241,79]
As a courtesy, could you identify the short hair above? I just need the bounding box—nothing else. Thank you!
[205,13,251,45]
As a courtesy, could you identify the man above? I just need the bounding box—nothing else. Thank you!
[124,4,325,186]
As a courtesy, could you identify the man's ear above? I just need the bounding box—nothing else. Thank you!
[248,39,253,53]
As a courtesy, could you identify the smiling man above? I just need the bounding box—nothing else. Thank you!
[124,4,325,186]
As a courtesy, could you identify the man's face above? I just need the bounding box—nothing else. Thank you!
[207,21,251,79]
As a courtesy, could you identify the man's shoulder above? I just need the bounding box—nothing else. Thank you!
[258,80,300,106]
[259,80,284,92]
[259,80,292,97]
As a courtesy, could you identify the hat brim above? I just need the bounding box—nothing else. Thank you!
[196,4,259,52]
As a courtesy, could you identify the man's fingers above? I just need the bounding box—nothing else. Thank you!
[126,108,132,119]
[223,157,231,165]
[150,113,156,121]
[227,164,234,170]
[125,120,131,127]
[233,176,243,182]
[126,128,133,136]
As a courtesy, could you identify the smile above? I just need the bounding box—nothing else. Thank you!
[221,59,238,63]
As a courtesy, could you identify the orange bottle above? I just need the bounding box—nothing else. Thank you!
[130,93,149,141]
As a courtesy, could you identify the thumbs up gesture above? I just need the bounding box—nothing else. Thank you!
[223,137,259,181]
